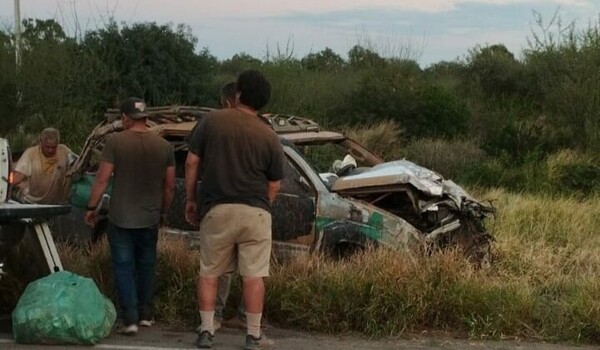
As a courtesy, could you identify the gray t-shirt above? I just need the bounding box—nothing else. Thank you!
[187,108,285,218]
[102,130,175,228]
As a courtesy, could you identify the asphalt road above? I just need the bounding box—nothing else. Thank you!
[0,322,597,350]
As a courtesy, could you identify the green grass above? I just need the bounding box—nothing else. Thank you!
[52,189,600,343]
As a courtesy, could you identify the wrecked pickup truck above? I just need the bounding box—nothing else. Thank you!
[62,107,494,266]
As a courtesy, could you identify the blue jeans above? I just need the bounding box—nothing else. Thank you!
[107,222,158,325]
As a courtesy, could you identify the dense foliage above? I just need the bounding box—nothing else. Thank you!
[3,15,600,344]
[2,14,600,194]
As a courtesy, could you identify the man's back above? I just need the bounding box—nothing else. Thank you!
[102,130,174,228]
[188,108,284,214]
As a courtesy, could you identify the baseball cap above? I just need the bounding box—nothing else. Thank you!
[119,97,150,119]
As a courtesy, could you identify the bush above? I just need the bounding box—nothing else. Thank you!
[402,138,487,179]
[337,67,470,138]
[547,150,600,195]
[456,159,505,188]
[415,86,471,138]
[263,64,361,123]
[481,116,572,164]
[345,121,403,161]
[458,158,552,194]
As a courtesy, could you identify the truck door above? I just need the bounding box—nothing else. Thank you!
[271,157,316,245]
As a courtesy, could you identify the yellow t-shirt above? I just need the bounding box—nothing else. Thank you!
[14,144,73,204]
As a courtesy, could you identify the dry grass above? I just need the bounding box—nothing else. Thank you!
[345,121,404,161]
[265,189,600,341]
[53,189,600,342]
[60,234,202,327]
[336,129,491,182]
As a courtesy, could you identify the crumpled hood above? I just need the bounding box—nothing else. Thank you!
[330,159,480,208]
[331,160,446,196]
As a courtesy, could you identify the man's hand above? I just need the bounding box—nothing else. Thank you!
[11,171,25,186]
[85,161,113,227]
[84,210,96,227]
[268,180,281,205]
[185,200,197,226]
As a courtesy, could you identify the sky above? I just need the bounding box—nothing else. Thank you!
[1,0,599,67]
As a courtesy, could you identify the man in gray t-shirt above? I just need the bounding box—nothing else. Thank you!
[85,97,175,335]
[185,70,283,349]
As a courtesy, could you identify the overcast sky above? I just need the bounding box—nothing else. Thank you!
[1,0,599,67]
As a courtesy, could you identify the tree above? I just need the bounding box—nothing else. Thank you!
[220,52,262,75]
[17,19,87,114]
[83,22,218,106]
[466,44,523,98]
[20,19,68,49]
[337,66,469,138]
[348,45,385,69]
[0,30,16,132]
[301,47,345,71]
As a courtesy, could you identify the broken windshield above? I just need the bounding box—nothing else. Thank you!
[302,139,383,175]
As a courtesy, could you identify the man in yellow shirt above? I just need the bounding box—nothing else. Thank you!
[13,128,74,204]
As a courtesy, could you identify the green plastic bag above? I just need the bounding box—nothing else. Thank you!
[12,271,116,345]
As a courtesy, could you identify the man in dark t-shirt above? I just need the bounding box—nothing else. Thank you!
[85,97,176,335]
[185,70,284,349]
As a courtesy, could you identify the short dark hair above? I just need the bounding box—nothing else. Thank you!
[236,70,271,111]
[221,82,236,100]
[220,82,236,107]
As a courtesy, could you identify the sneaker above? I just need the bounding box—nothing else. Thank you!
[195,319,220,334]
[117,324,138,335]
[139,319,155,327]
[195,331,213,349]
[245,334,274,350]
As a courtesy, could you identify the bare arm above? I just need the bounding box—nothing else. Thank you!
[267,180,281,205]
[184,152,200,225]
[11,171,25,186]
[185,152,200,202]
[162,166,176,214]
[12,149,31,186]
[84,161,113,226]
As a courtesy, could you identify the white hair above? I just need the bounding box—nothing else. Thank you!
[40,128,60,144]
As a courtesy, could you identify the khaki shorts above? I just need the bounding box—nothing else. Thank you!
[191,204,272,278]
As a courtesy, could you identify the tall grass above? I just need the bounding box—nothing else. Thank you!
[345,120,403,161]
[59,235,202,328]
[267,189,600,341]
[6,108,97,152]
[54,189,600,342]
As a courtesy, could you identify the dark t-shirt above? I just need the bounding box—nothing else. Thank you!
[102,130,175,228]
[187,108,285,215]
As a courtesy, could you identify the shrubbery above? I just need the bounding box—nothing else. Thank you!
[331,66,470,139]
[402,138,487,180]
[547,150,600,195]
